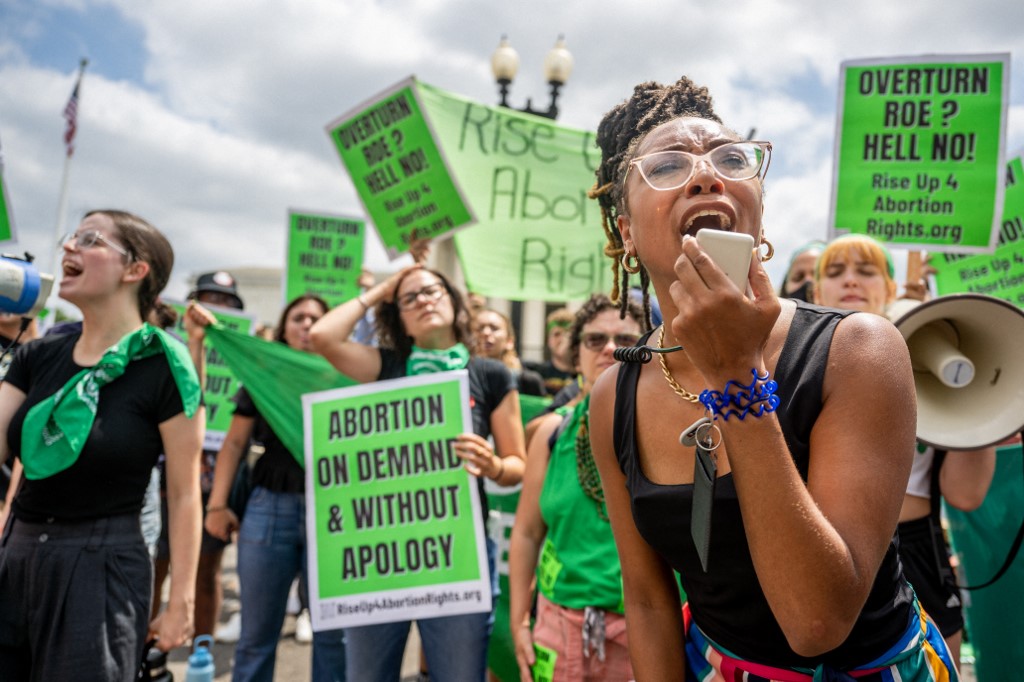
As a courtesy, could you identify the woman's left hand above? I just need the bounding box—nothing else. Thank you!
[669,235,781,381]
[149,601,194,652]
[453,432,502,479]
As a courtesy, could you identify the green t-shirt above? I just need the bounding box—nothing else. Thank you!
[536,397,624,612]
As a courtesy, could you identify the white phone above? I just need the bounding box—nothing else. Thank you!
[695,230,755,292]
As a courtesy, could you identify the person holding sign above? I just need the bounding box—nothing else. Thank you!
[311,265,526,682]
[813,234,995,666]
[0,210,203,678]
[189,294,347,682]
[586,77,957,679]
[509,294,645,682]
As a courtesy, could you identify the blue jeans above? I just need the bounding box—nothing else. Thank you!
[344,538,498,682]
[232,487,346,682]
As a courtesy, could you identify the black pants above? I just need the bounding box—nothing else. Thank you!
[0,512,151,681]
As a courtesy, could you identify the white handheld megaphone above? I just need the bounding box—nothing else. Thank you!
[889,294,1024,450]
[0,254,54,318]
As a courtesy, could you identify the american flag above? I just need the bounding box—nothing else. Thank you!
[63,81,80,158]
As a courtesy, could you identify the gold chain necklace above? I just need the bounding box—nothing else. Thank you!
[658,325,702,404]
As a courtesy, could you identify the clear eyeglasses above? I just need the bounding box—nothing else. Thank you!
[625,140,772,193]
[59,230,133,260]
[396,283,446,311]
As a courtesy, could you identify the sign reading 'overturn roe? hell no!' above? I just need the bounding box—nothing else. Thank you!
[830,53,1010,253]
[302,371,491,630]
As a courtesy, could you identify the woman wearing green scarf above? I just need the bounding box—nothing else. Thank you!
[0,210,204,680]
[311,264,527,682]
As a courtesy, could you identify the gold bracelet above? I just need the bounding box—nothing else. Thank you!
[493,456,505,481]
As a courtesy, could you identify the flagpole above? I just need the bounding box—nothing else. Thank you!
[48,58,88,321]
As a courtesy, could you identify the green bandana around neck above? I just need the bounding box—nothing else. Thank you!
[406,342,470,376]
[21,323,201,480]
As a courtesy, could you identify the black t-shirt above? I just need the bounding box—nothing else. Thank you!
[523,360,575,398]
[613,302,914,668]
[514,368,546,397]
[6,332,186,522]
[233,386,305,494]
[378,350,516,440]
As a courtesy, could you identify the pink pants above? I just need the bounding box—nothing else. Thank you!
[532,593,634,681]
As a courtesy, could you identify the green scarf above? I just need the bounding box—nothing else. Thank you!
[406,343,470,376]
[21,323,201,480]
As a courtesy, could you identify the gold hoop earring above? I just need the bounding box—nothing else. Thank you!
[621,251,641,275]
[758,237,775,263]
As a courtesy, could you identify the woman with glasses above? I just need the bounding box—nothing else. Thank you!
[509,294,644,682]
[586,78,957,679]
[311,265,527,681]
[0,210,203,679]
[813,235,995,668]
[187,294,348,682]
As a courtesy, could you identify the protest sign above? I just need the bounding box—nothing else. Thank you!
[303,371,491,630]
[326,79,474,259]
[285,209,364,309]
[0,139,15,244]
[164,299,256,450]
[830,54,1009,253]
[416,81,609,302]
[931,157,1024,306]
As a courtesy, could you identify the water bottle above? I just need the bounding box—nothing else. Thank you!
[184,635,215,682]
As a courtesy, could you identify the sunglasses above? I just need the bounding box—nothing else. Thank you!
[580,331,641,351]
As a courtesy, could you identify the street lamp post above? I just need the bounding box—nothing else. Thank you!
[490,35,573,120]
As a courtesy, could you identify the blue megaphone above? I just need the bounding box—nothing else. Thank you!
[0,254,54,318]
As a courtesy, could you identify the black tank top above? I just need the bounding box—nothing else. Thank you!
[613,301,914,668]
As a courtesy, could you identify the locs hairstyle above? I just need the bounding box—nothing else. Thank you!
[588,77,721,325]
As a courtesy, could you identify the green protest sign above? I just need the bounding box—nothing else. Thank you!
[0,139,15,244]
[303,371,491,630]
[164,299,256,450]
[416,81,609,302]
[326,79,474,259]
[285,209,364,309]
[830,54,1009,253]
[931,157,1024,306]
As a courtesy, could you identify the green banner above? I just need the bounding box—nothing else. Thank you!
[285,209,364,309]
[164,299,255,450]
[0,139,15,244]
[416,81,608,302]
[932,157,1024,306]
[303,371,491,630]
[830,54,1009,252]
[204,324,356,462]
[326,79,474,259]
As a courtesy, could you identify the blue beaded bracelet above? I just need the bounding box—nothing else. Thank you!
[699,368,780,421]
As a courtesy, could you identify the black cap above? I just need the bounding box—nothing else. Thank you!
[188,271,244,309]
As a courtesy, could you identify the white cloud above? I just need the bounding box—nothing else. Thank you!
[1,0,1021,314]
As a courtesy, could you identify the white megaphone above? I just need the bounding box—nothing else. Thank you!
[0,254,54,318]
[888,294,1024,450]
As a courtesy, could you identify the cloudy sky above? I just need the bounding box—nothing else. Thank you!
[1,0,1022,314]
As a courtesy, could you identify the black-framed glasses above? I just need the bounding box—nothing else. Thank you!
[625,140,772,193]
[397,283,446,311]
[580,331,641,351]
[59,230,133,260]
